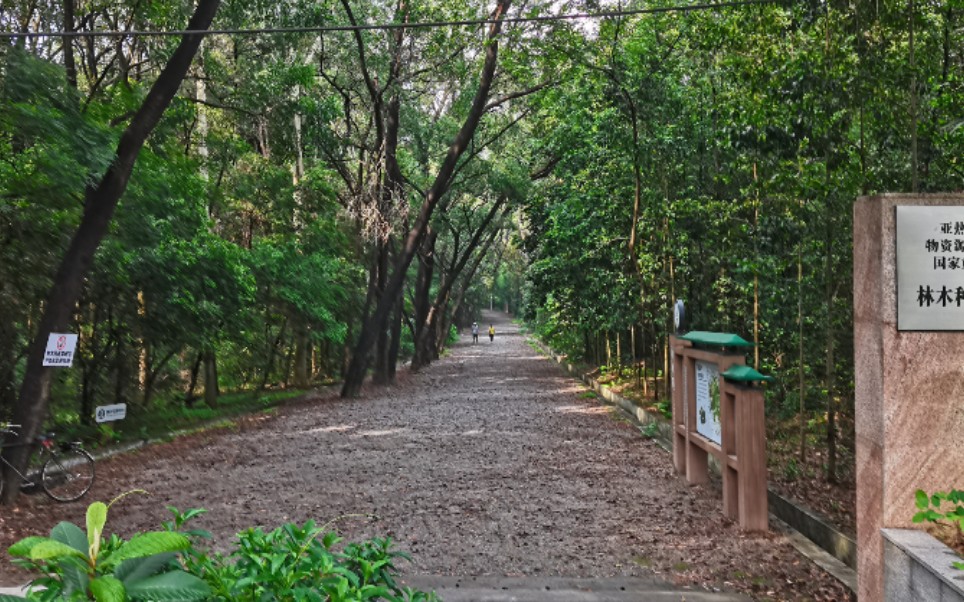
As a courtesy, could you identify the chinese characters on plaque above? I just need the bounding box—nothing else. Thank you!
[896,206,964,330]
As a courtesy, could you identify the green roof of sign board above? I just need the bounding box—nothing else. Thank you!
[722,365,775,383]
[679,331,754,348]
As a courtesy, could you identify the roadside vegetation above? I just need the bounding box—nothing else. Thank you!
[8,497,437,601]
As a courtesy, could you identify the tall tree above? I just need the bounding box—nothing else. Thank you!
[341,0,512,397]
[2,0,221,504]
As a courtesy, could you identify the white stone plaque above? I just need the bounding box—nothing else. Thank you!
[694,360,722,445]
[896,206,964,330]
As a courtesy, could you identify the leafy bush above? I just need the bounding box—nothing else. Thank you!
[9,494,209,601]
[913,489,964,570]
[8,502,438,601]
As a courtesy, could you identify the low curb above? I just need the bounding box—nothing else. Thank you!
[402,576,752,601]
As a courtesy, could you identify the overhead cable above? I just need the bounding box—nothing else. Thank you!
[0,0,777,39]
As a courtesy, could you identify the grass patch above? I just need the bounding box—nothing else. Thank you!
[60,389,306,448]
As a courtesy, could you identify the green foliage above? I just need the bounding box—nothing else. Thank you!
[8,497,209,601]
[654,399,671,420]
[9,504,438,601]
[913,489,964,570]
[782,458,801,482]
[171,508,437,602]
[640,422,661,439]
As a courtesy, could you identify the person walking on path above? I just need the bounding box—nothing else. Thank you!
[471,322,479,343]
[488,324,495,342]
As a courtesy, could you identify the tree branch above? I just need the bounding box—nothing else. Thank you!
[484,80,554,112]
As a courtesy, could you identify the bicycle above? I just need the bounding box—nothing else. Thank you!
[0,424,95,502]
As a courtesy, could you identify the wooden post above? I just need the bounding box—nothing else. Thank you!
[670,336,687,474]
[736,383,768,531]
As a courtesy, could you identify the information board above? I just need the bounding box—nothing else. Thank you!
[694,360,722,445]
[896,205,964,330]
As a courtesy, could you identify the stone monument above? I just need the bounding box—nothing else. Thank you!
[854,193,964,601]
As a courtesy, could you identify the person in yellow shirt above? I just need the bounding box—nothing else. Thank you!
[488,324,495,342]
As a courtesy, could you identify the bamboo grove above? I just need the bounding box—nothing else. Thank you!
[1,0,962,499]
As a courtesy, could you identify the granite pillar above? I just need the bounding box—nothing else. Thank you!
[854,193,964,601]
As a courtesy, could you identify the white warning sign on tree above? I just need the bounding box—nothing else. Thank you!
[43,333,78,367]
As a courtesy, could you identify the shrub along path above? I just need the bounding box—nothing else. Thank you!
[0,311,850,600]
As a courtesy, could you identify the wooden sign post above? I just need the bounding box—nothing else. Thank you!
[670,332,772,532]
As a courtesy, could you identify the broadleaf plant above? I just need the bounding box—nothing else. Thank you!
[9,504,439,601]
[7,494,210,601]
[913,489,964,570]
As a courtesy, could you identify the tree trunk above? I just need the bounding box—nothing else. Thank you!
[282,338,295,388]
[293,325,310,388]
[616,332,622,370]
[340,0,511,397]
[411,230,437,370]
[203,349,219,408]
[113,324,126,405]
[415,203,504,368]
[1,0,221,505]
[143,350,177,406]
[63,0,77,90]
[753,164,761,369]
[798,242,807,464]
[909,0,919,192]
[185,351,202,407]
[372,241,392,385]
[387,297,402,382]
[435,231,499,357]
[0,314,17,415]
[137,291,148,393]
[260,318,287,391]
[825,219,838,483]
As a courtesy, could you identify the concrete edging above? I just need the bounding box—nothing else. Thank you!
[530,338,857,592]
[883,528,964,601]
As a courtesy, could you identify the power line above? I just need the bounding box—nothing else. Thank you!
[0,0,777,39]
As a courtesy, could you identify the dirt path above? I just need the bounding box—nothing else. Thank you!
[0,312,850,600]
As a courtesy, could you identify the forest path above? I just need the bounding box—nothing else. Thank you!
[0,311,847,600]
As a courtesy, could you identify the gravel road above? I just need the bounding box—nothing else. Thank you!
[0,312,851,600]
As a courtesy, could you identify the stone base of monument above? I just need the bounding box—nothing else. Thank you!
[883,528,964,602]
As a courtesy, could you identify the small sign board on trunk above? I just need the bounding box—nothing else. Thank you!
[95,403,126,423]
[43,333,78,367]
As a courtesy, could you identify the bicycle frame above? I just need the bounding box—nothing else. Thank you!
[0,425,95,501]
[0,430,55,488]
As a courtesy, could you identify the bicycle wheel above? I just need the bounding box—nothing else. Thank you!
[41,448,95,502]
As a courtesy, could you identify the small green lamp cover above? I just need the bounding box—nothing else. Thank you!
[722,365,775,383]
[679,331,754,348]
